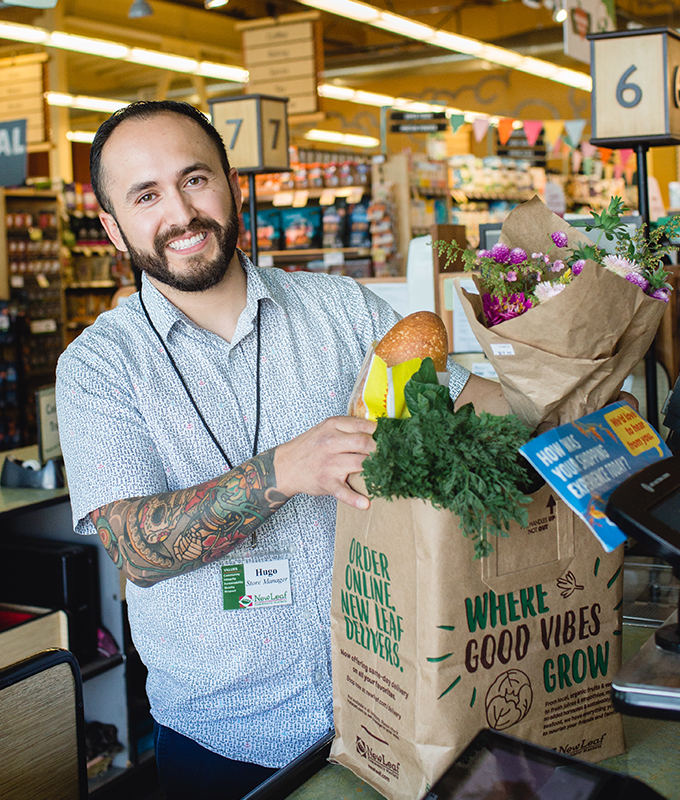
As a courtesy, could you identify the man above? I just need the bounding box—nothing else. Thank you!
[56,101,501,799]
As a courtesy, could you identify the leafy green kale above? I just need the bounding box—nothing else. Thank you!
[362,359,532,559]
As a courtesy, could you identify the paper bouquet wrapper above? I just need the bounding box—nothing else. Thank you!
[457,196,668,431]
[348,344,449,420]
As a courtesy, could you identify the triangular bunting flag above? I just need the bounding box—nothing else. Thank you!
[497,118,515,146]
[449,114,465,134]
[472,117,490,142]
[614,160,624,180]
[618,148,634,168]
[543,120,564,151]
[598,147,613,163]
[563,119,587,149]
[581,141,597,160]
[522,120,544,147]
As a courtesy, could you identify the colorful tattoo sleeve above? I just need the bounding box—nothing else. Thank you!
[90,448,288,587]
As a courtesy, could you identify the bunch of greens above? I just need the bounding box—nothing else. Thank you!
[361,359,532,559]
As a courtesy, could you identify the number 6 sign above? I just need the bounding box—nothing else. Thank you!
[209,94,290,173]
[589,27,680,147]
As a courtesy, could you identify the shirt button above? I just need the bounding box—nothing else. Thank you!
[313,670,323,684]
[303,608,314,620]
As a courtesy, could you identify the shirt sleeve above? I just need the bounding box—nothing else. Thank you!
[56,332,169,535]
[352,281,471,403]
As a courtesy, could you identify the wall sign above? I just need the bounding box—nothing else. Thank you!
[36,385,61,463]
[0,119,27,187]
[589,27,680,147]
[209,94,290,174]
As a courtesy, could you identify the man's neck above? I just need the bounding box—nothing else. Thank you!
[146,253,248,343]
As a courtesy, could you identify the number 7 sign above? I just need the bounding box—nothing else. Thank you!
[590,27,680,147]
[209,94,290,173]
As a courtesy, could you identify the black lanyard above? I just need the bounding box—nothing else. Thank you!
[138,288,262,471]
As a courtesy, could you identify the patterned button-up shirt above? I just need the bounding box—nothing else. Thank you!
[56,254,470,767]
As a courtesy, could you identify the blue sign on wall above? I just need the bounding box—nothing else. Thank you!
[0,119,27,188]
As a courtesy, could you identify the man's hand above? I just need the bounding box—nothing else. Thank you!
[274,416,377,510]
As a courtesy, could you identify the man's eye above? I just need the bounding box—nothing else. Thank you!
[139,193,155,204]
[187,176,205,186]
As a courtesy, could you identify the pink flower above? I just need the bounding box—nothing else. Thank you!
[551,231,568,248]
[509,248,527,264]
[652,288,670,303]
[572,259,586,276]
[550,259,565,272]
[477,249,492,258]
[482,292,532,326]
[625,273,650,291]
[491,243,510,264]
[506,271,518,282]
[603,254,640,277]
[536,281,566,303]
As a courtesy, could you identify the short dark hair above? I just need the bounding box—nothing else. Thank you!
[89,100,231,214]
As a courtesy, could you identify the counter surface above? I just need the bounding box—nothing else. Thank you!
[286,624,680,800]
[0,446,69,517]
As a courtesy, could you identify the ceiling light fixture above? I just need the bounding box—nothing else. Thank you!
[46,92,129,113]
[204,0,228,8]
[304,129,380,147]
[128,0,153,18]
[296,0,591,91]
[0,21,248,83]
[66,130,97,143]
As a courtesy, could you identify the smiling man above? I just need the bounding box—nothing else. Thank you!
[55,101,483,800]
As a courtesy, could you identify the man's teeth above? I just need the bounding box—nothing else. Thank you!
[168,232,207,251]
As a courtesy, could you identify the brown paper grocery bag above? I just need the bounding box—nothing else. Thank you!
[330,481,625,800]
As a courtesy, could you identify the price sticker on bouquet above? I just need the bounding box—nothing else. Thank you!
[491,343,516,356]
[221,559,292,610]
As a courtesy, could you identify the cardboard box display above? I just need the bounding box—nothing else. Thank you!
[330,483,625,800]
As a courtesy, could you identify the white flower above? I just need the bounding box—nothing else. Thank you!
[535,281,566,303]
[603,254,641,277]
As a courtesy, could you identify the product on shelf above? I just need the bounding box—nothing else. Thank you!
[241,209,282,251]
[322,202,347,249]
[347,202,372,249]
[281,207,322,249]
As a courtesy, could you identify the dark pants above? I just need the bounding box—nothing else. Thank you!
[154,722,278,800]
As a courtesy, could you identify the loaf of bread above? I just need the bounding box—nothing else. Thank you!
[375,311,449,371]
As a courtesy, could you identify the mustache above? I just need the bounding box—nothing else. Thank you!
[154,216,225,255]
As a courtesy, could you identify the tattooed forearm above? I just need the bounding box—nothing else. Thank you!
[90,448,288,587]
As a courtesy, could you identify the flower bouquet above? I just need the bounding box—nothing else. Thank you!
[435,195,680,431]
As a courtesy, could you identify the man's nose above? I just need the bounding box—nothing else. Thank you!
[164,188,197,228]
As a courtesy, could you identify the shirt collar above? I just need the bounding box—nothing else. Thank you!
[139,250,276,343]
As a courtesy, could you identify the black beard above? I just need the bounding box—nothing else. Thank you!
[119,207,240,293]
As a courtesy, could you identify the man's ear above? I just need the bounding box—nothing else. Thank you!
[228,167,242,214]
[100,212,128,253]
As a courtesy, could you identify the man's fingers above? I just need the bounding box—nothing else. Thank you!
[333,416,377,436]
[333,480,370,510]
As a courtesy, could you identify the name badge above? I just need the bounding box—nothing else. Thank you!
[221,558,292,610]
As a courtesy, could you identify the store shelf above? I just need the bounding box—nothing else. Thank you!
[72,244,117,255]
[65,281,117,290]
[246,247,371,262]
[451,189,536,203]
[243,186,368,205]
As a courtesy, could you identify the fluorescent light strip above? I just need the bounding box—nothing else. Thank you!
[318,83,488,124]
[297,0,592,91]
[304,128,380,147]
[66,130,97,143]
[0,21,248,83]
[46,92,129,113]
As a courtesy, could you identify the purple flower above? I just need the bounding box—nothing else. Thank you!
[572,259,585,276]
[550,259,565,273]
[551,231,568,248]
[490,243,510,264]
[506,270,517,282]
[625,273,650,292]
[482,292,532,326]
[477,249,492,259]
[652,288,670,303]
[509,248,527,264]
[535,272,542,282]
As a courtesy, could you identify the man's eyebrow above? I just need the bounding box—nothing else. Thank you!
[125,180,157,205]
[179,162,215,178]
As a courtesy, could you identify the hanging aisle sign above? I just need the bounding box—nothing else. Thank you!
[390,111,447,134]
[589,27,680,147]
[209,94,290,174]
[0,119,27,187]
